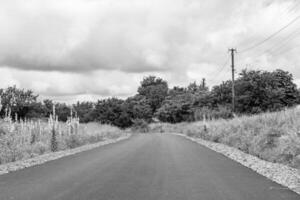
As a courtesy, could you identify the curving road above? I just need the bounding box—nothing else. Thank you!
[0,133,299,200]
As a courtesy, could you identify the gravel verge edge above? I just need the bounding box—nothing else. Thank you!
[0,134,131,175]
[172,133,300,195]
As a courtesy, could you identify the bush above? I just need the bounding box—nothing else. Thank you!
[131,119,149,133]
[32,142,48,155]
[50,127,58,152]
[64,134,84,149]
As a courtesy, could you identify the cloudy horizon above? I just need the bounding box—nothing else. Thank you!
[0,0,300,103]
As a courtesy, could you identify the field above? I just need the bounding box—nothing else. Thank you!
[150,108,300,168]
[0,116,125,165]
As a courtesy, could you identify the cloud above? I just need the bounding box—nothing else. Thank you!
[0,0,299,101]
[0,0,202,73]
[0,67,155,102]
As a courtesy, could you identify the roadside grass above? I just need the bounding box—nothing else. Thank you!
[150,108,300,168]
[0,120,125,164]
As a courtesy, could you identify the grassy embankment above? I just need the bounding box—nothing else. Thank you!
[150,108,300,168]
[0,119,125,165]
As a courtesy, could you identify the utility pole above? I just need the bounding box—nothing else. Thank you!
[202,78,206,89]
[229,48,236,114]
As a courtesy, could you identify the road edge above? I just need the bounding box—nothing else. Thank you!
[0,134,131,176]
[172,133,300,195]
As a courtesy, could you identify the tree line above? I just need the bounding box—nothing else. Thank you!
[0,69,299,128]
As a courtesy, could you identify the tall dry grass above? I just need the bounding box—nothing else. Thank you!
[0,107,125,164]
[150,108,300,168]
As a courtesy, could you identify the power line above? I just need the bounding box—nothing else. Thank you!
[281,1,300,16]
[239,14,300,53]
[237,2,298,52]
[254,27,300,57]
[288,1,300,13]
[272,43,300,56]
[269,31,300,54]
[209,57,230,84]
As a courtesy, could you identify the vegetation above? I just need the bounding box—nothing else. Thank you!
[150,108,300,168]
[1,69,299,128]
[0,108,125,164]
[0,68,299,167]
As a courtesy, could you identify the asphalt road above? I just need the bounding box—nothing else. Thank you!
[0,134,299,200]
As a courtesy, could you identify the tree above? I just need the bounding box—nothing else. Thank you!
[93,98,131,128]
[187,81,208,94]
[235,69,299,113]
[25,102,45,119]
[42,99,54,117]
[156,86,195,123]
[55,103,71,122]
[210,81,232,108]
[73,101,95,123]
[211,69,299,114]
[156,97,194,123]
[0,86,38,119]
[125,95,153,122]
[137,76,168,113]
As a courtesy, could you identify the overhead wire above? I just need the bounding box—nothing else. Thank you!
[237,2,300,71]
[288,1,300,13]
[208,57,230,84]
[255,27,300,57]
[239,14,300,53]
[212,2,300,84]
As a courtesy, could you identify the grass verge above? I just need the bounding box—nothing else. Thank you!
[0,121,127,165]
[150,108,300,168]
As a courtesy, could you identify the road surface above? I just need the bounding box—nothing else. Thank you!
[0,133,299,200]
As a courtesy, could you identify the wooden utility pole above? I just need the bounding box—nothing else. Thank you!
[202,78,206,89]
[229,48,236,114]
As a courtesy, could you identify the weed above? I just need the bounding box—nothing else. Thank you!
[150,108,300,168]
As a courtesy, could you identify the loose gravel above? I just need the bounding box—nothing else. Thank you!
[173,133,300,195]
[0,134,131,175]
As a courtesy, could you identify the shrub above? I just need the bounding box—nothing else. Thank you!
[131,119,149,133]
[50,127,58,152]
[30,142,48,155]
[64,134,84,149]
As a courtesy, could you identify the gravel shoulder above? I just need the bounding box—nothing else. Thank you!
[173,133,300,195]
[0,134,131,175]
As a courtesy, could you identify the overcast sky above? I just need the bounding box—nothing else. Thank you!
[0,0,299,103]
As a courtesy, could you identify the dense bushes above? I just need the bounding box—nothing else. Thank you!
[211,69,299,114]
[0,69,299,128]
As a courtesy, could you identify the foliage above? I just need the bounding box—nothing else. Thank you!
[0,69,299,127]
[131,119,149,133]
[0,86,38,119]
[93,98,131,128]
[156,89,194,123]
[0,120,124,164]
[194,106,233,121]
[138,76,168,112]
[50,126,58,152]
[73,101,95,123]
[125,95,152,122]
[211,69,299,114]
[156,82,212,123]
[150,108,300,168]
